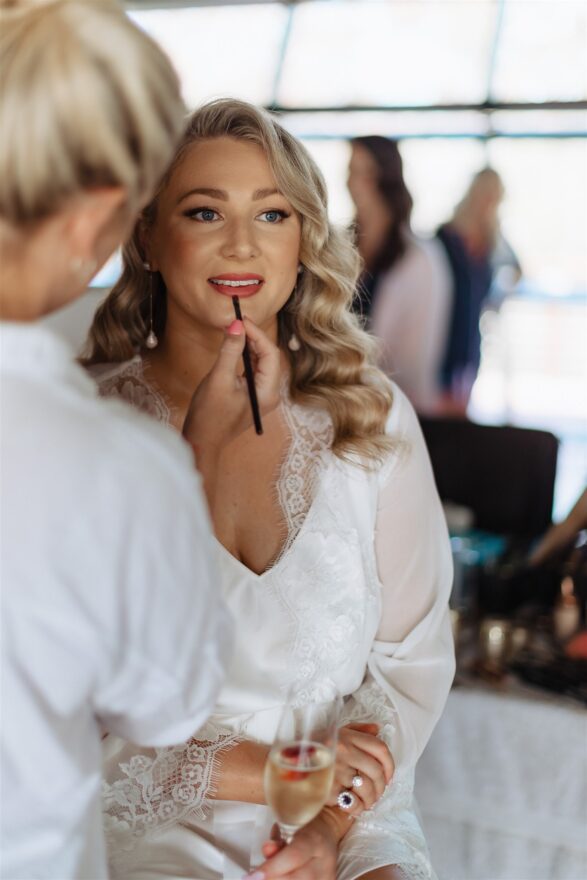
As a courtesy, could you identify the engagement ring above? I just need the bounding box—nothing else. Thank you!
[351,774,364,789]
[337,790,356,810]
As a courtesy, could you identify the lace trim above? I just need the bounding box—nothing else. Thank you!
[94,358,173,426]
[102,721,241,859]
[274,398,333,566]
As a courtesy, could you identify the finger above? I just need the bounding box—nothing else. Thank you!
[242,318,280,376]
[334,731,391,793]
[326,772,354,807]
[241,319,281,398]
[255,839,307,879]
[346,746,387,803]
[343,769,377,811]
[262,841,282,859]
[207,321,246,386]
[349,733,395,785]
[330,765,355,799]
[345,722,380,736]
[343,729,394,785]
[335,789,364,819]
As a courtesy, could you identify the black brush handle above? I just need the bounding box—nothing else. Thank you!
[232,297,263,435]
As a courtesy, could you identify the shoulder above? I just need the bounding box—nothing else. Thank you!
[385,381,419,436]
[38,365,195,512]
[376,383,425,485]
[333,384,419,486]
[86,394,197,512]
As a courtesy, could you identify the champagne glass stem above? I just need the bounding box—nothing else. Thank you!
[277,822,298,845]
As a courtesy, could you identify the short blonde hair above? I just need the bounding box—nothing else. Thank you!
[85,99,394,465]
[0,0,186,224]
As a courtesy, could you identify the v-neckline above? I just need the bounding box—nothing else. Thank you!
[124,359,334,580]
[213,461,328,581]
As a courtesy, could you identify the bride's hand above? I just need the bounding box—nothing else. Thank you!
[327,723,395,815]
[250,811,339,880]
[182,318,281,452]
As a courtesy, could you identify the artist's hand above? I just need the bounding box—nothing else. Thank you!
[183,318,281,452]
[327,723,394,815]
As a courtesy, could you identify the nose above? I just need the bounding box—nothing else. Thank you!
[220,217,260,261]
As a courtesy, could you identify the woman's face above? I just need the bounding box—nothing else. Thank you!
[146,136,302,340]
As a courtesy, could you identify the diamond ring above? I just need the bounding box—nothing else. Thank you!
[351,774,364,789]
[337,790,356,810]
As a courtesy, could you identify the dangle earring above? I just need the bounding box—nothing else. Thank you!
[143,261,158,350]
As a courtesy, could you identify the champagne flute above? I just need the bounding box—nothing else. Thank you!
[264,694,341,844]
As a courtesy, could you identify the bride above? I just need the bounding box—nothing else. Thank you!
[84,99,454,880]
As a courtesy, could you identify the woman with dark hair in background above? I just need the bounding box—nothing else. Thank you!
[348,136,451,414]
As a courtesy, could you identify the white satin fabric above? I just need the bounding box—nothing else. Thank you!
[93,358,454,880]
[1,328,230,880]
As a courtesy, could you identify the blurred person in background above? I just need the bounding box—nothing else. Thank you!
[85,99,454,880]
[348,136,452,415]
[529,488,587,568]
[436,167,521,415]
[0,3,281,877]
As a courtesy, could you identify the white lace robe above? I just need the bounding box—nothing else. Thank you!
[93,357,455,880]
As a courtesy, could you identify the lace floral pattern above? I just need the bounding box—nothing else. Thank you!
[102,722,241,859]
[93,358,172,425]
[274,397,333,563]
[277,527,369,705]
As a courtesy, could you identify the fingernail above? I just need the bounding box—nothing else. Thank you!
[242,873,264,880]
[227,319,243,336]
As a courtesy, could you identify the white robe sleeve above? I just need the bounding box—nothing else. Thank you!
[343,387,455,776]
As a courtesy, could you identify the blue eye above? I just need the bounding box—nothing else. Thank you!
[186,208,220,222]
[258,210,288,223]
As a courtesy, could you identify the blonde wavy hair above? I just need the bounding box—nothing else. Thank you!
[0,0,185,224]
[84,98,394,464]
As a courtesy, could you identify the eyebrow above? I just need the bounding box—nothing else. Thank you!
[177,187,281,206]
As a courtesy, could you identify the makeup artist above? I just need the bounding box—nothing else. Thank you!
[0,4,280,878]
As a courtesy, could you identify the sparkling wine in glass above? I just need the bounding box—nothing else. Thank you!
[264,695,341,844]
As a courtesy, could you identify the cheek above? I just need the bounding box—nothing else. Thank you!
[153,220,208,269]
[166,233,206,267]
[274,226,301,267]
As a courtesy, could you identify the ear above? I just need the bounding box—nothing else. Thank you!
[64,187,128,264]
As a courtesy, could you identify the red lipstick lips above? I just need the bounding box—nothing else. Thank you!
[208,273,264,298]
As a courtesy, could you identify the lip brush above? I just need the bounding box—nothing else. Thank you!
[231,296,263,435]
